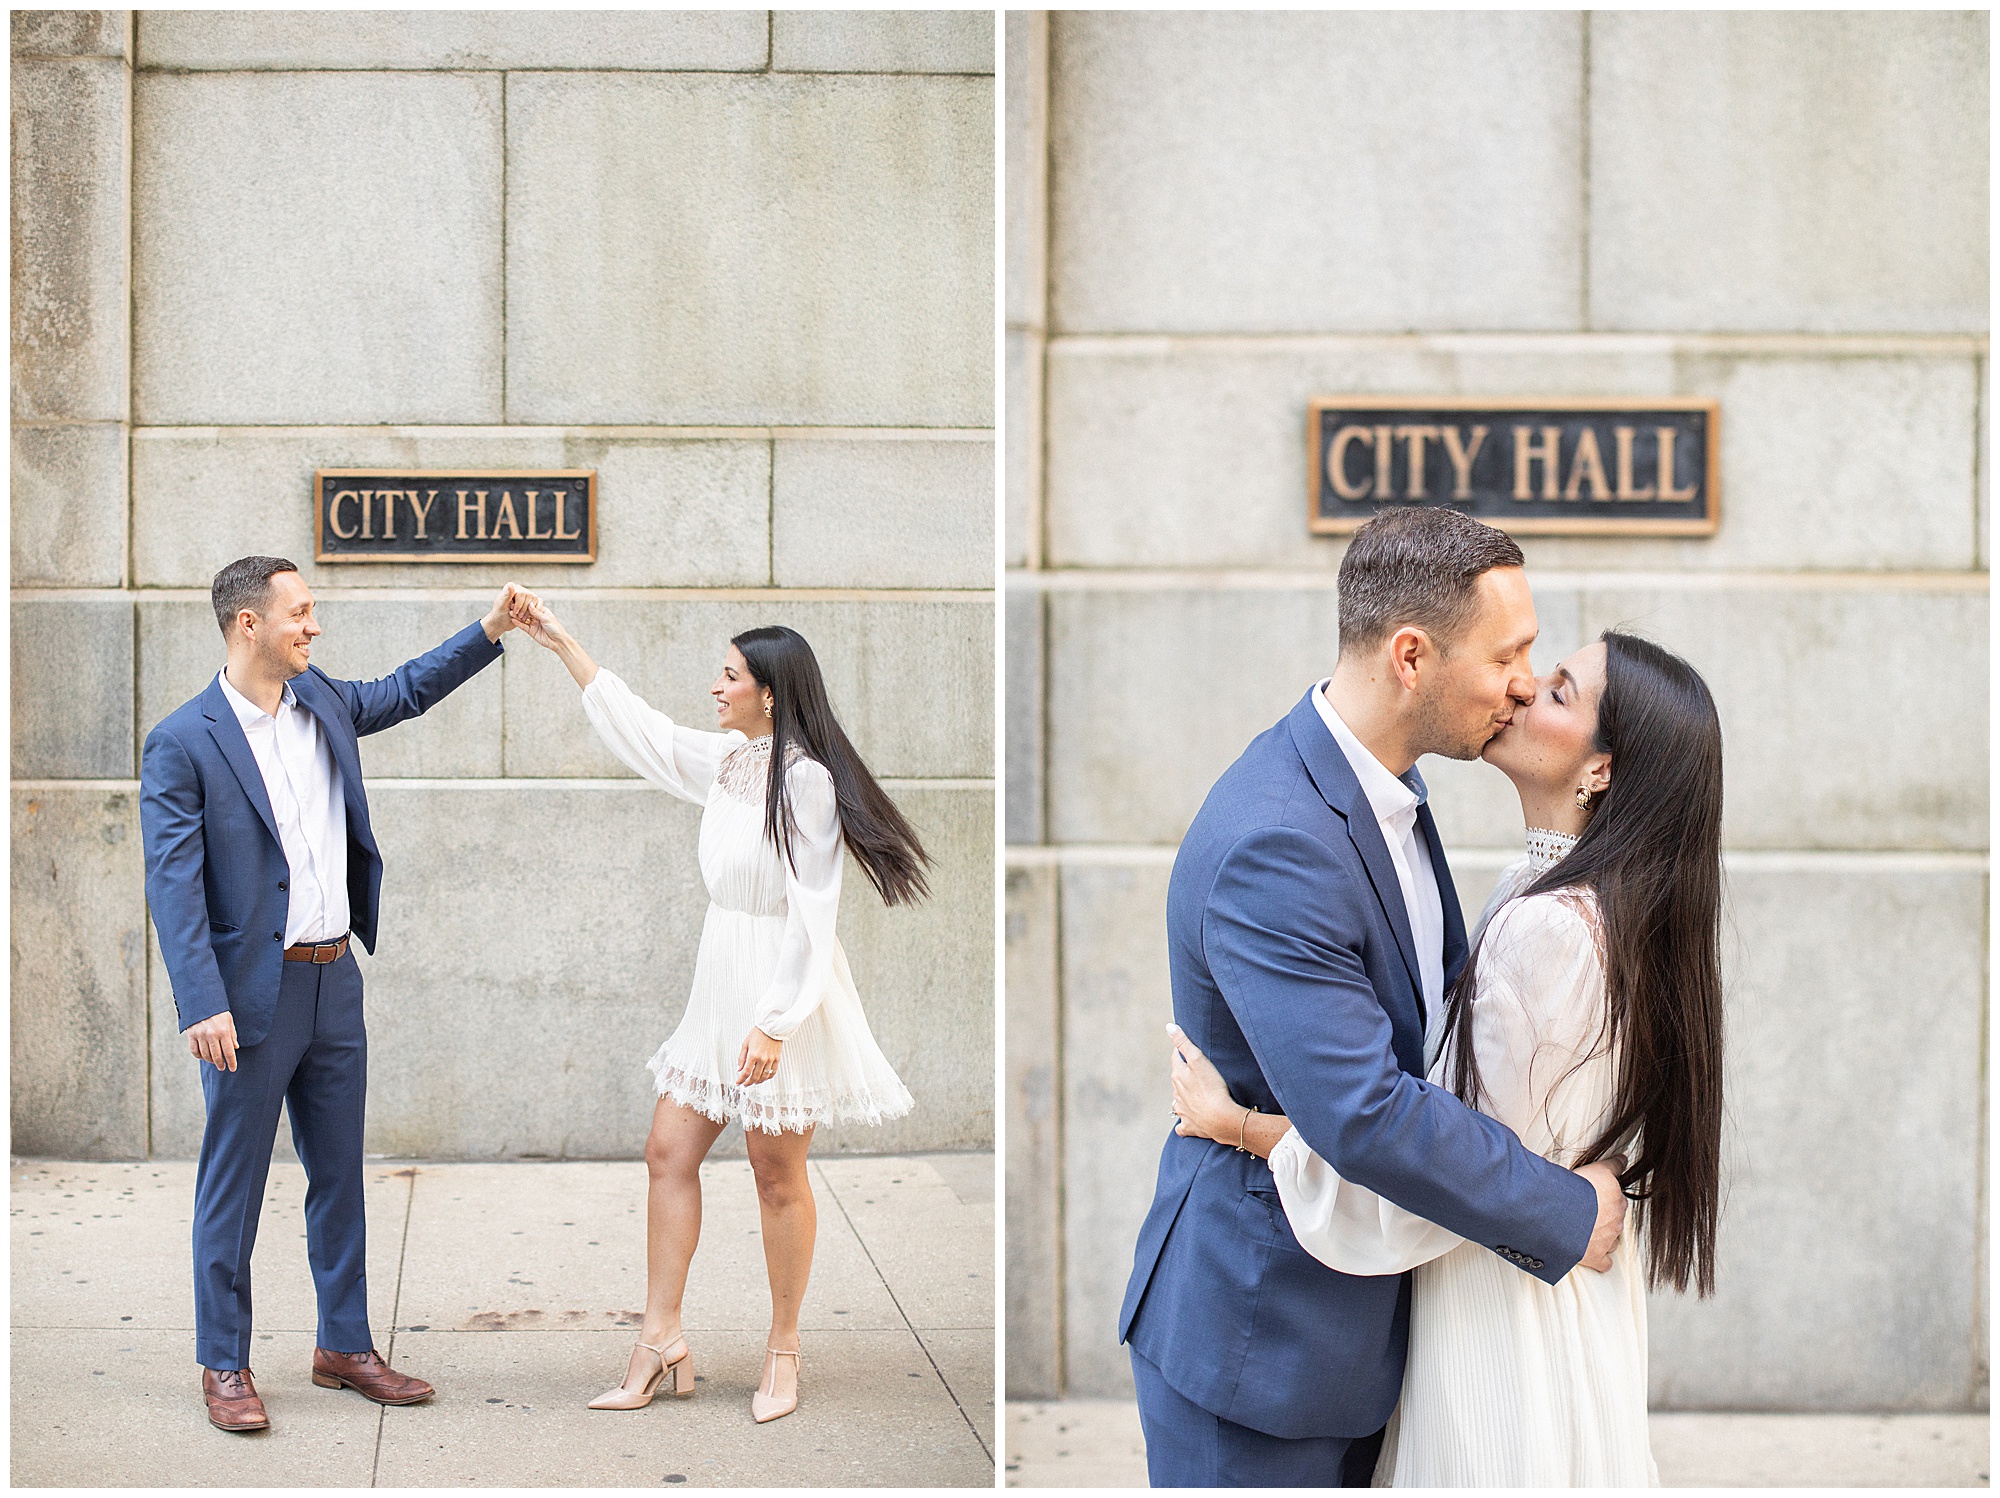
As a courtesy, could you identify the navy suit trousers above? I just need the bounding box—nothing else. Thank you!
[193,951,370,1368]
[1132,1347,1384,1487]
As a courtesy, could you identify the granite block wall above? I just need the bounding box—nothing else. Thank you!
[13,10,996,1161]
[1004,9,1988,1411]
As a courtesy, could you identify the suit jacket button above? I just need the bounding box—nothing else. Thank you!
[278,880,287,891]
[274,932,283,941]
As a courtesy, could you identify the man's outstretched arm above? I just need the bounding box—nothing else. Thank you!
[340,583,520,737]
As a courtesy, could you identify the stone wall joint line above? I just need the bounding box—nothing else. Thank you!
[1005,568,1993,594]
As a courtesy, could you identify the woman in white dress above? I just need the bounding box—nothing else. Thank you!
[1170,630,1724,1486]
[509,597,922,1424]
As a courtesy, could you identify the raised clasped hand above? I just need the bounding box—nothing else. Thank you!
[506,588,560,649]
[736,1026,782,1087]
[482,582,529,640]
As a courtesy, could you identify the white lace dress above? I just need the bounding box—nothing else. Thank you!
[580,668,914,1135]
[1270,835,1658,1487]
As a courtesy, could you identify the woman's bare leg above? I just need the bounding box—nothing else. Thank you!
[744,1124,816,1405]
[629,1097,726,1383]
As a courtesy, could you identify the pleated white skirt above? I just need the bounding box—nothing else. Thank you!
[646,902,915,1136]
[1374,1219,1658,1486]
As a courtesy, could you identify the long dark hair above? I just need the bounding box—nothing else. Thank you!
[731,625,932,907]
[1441,630,1724,1296]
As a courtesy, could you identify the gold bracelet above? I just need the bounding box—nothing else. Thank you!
[1235,1105,1258,1153]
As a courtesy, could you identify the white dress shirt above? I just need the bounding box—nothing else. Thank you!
[1313,682,1445,1015]
[218,670,349,945]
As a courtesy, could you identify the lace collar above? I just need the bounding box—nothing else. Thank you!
[1524,827,1579,873]
[715,733,799,800]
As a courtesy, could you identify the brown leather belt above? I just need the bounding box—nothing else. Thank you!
[283,935,350,964]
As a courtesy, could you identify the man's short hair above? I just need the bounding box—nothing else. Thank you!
[1336,509,1525,655]
[211,556,299,638]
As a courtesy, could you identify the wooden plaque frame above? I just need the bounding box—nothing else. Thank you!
[1306,396,1720,537]
[313,468,599,563]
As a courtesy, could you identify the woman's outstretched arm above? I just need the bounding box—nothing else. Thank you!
[511,593,599,687]
[511,594,731,806]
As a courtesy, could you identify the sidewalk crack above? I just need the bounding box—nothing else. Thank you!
[815,1162,992,1465]
[370,1165,418,1488]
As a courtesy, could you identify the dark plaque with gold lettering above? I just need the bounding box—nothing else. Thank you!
[314,469,597,563]
[1308,398,1718,536]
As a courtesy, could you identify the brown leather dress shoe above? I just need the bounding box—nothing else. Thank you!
[311,1347,434,1406]
[202,1366,270,1432]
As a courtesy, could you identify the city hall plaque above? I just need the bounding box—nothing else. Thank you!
[1308,398,1718,537]
[314,469,597,563]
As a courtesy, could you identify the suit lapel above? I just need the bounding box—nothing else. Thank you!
[201,674,282,848]
[1286,690,1425,1009]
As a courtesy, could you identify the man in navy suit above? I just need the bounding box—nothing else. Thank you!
[141,555,524,1432]
[1119,509,1629,1486]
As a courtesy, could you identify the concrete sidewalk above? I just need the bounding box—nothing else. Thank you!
[12,1153,994,1487]
[1006,1399,1990,1487]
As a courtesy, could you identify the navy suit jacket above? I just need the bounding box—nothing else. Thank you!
[140,621,502,1048]
[1119,689,1598,1441]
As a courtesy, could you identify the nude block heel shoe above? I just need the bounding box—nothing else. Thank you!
[587,1336,694,1410]
[750,1346,801,1424]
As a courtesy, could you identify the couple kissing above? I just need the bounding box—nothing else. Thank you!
[1121,507,1725,1487]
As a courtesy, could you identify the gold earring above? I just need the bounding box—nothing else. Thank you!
[1576,785,1593,811]
[764,699,773,718]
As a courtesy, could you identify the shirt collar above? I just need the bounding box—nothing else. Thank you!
[217,669,296,728]
[1313,681,1426,827]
